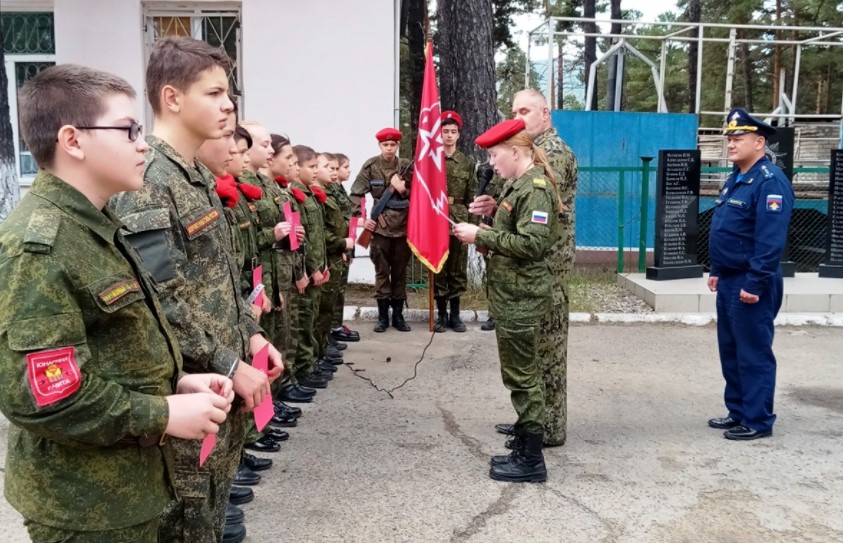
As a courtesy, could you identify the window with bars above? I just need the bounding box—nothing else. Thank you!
[2,12,56,182]
[143,10,242,104]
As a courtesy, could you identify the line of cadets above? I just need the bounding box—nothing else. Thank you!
[194,109,366,518]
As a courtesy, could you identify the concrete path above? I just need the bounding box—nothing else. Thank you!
[1,323,841,542]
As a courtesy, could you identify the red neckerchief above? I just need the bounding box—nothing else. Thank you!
[274,176,289,188]
[214,174,239,208]
[237,181,263,201]
[311,186,327,205]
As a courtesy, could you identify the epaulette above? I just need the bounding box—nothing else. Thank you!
[361,156,380,170]
[532,178,548,190]
[761,165,774,179]
[22,208,61,254]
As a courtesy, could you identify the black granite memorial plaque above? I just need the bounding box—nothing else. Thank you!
[647,150,705,280]
[819,149,843,278]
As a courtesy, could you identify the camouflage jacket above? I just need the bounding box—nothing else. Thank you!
[475,166,560,320]
[110,135,261,374]
[291,181,327,276]
[535,126,578,278]
[445,150,478,224]
[350,155,413,237]
[326,182,354,258]
[229,182,260,298]
[0,172,181,529]
[274,177,307,284]
[321,185,348,261]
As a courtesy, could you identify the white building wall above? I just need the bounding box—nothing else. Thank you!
[49,0,397,284]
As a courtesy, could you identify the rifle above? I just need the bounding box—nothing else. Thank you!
[357,161,413,249]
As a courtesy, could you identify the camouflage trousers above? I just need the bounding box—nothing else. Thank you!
[316,257,343,357]
[270,285,297,390]
[26,517,158,543]
[433,235,468,299]
[370,234,411,300]
[538,281,569,446]
[294,283,322,377]
[331,257,351,328]
[159,411,246,543]
[495,315,546,434]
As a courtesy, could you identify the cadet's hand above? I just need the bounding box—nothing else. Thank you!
[342,253,348,262]
[453,223,480,245]
[277,292,285,311]
[739,289,759,304]
[323,267,331,283]
[312,270,325,286]
[364,219,377,232]
[261,294,272,314]
[707,276,719,292]
[390,174,406,193]
[296,275,308,294]
[274,221,292,241]
[177,374,235,409]
[164,393,229,439]
[345,237,355,250]
[232,362,270,412]
[295,225,306,243]
[469,195,497,218]
[250,303,262,321]
[266,343,284,383]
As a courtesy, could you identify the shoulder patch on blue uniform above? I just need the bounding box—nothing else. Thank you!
[766,194,783,212]
[761,165,774,179]
[23,209,62,253]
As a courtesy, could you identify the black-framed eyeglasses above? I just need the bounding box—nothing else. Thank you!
[76,121,143,142]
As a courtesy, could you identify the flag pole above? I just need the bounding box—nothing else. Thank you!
[428,270,434,332]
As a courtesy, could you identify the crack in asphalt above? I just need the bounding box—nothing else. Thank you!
[450,484,522,543]
[541,485,623,542]
[438,403,488,461]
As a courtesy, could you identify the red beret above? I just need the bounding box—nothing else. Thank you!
[376,128,402,142]
[441,110,462,128]
[475,119,526,149]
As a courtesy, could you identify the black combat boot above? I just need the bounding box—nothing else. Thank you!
[434,297,448,332]
[448,297,466,332]
[489,430,547,483]
[374,299,390,333]
[391,299,411,331]
[481,316,496,331]
[490,433,522,466]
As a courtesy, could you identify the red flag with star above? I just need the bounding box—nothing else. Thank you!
[408,41,450,273]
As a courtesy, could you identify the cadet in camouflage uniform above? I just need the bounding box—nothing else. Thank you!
[350,128,414,332]
[0,64,232,543]
[329,153,361,342]
[291,145,332,388]
[494,89,578,447]
[455,119,559,483]
[314,153,353,371]
[110,35,280,543]
[434,111,478,333]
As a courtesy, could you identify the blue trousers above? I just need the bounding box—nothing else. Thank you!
[715,272,783,433]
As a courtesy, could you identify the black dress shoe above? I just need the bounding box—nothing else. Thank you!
[264,427,289,442]
[329,338,348,351]
[325,345,344,358]
[277,401,302,416]
[225,503,245,525]
[271,414,299,427]
[242,452,273,472]
[298,376,327,389]
[318,360,338,372]
[280,386,313,402]
[229,486,254,505]
[332,326,361,342]
[708,416,742,429]
[481,317,496,331]
[234,465,261,486]
[322,355,345,366]
[295,384,316,395]
[495,423,516,436]
[222,522,246,543]
[724,425,772,441]
[245,436,281,453]
[313,369,334,381]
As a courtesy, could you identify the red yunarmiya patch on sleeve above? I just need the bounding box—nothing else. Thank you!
[26,347,82,407]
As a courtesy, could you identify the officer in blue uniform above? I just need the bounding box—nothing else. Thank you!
[707,108,794,440]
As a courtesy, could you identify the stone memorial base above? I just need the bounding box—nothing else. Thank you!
[645,264,704,281]
[818,264,843,278]
[619,272,843,313]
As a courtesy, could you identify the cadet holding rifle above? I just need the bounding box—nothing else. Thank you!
[351,128,414,333]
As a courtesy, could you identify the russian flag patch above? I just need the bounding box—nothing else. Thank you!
[766,194,783,212]
[531,210,549,224]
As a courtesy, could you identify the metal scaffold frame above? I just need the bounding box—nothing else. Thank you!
[526,17,843,124]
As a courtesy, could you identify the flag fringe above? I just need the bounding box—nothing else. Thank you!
[408,242,449,275]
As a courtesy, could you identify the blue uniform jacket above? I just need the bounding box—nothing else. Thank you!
[709,156,794,296]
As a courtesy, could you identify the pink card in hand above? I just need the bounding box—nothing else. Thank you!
[282,201,293,222]
[289,212,300,251]
[251,344,273,431]
[199,434,216,467]
[348,217,359,240]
